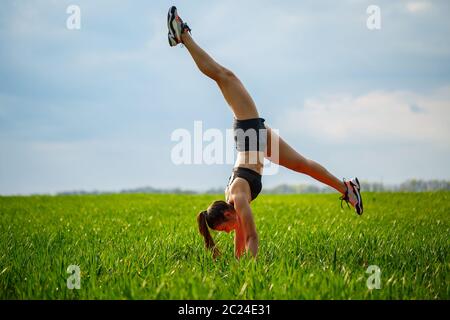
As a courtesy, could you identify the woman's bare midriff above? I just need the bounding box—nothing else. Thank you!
[234,151,264,175]
[225,151,264,203]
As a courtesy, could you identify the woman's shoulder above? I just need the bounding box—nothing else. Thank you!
[228,179,252,203]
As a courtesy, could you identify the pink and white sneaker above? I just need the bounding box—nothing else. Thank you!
[340,177,364,215]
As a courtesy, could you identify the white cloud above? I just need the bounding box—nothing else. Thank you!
[406,1,432,13]
[276,86,450,147]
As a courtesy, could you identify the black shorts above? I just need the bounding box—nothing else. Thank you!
[233,118,267,152]
[226,167,262,201]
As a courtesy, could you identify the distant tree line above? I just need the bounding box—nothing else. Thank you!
[360,179,450,192]
[56,179,450,195]
[261,179,450,194]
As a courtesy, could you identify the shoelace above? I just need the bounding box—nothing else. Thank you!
[182,22,192,33]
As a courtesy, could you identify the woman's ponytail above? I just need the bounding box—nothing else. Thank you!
[197,210,219,258]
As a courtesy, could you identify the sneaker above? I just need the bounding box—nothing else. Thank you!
[167,6,191,47]
[168,33,178,47]
[340,177,363,215]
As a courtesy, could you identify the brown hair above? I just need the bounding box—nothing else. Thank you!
[197,200,233,258]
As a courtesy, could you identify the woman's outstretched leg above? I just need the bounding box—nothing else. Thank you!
[180,32,259,120]
[179,31,345,194]
[266,127,347,195]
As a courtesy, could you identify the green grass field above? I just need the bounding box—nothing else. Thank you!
[0,192,448,299]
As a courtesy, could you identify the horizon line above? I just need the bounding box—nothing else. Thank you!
[1,178,449,197]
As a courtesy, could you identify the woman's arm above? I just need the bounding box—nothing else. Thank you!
[233,195,259,258]
[234,223,246,258]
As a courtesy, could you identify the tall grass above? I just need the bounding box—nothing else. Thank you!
[0,192,448,299]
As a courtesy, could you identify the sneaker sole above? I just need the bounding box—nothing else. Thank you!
[168,34,177,46]
[167,7,181,44]
[353,178,363,215]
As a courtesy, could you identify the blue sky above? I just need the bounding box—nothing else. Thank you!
[1,0,449,195]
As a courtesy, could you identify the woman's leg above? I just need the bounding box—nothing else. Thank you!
[179,30,345,194]
[181,32,259,120]
[265,127,347,194]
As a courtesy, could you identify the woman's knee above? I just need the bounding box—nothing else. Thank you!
[216,66,237,83]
